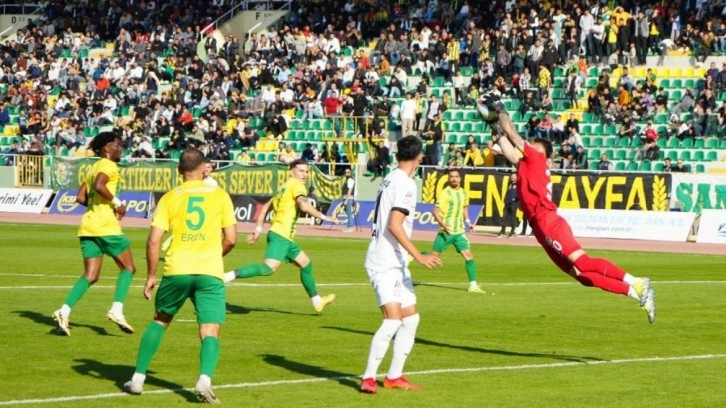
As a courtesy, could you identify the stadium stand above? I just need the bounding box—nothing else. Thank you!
[0,0,725,173]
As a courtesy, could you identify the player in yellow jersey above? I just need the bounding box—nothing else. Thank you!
[124,148,237,403]
[224,159,339,312]
[430,168,484,293]
[53,132,138,336]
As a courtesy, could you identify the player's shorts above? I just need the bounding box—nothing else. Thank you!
[432,232,470,253]
[155,275,226,324]
[264,231,302,263]
[531,211,582,273]
[366,268,417,308]
[79,235,131,258]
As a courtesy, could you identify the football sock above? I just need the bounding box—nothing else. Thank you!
[576,272,630,295]
[233,264,274,280]
[134,321,166,374]
[465,259,477,282]
[200,336,220,378]
[363,319,402,379]
[113,270,133,304]
[573,255,626,281]
[131,372,146,385]
[622,273,637,286]
[299,262,318,297]
[64,276,92,308]
[110,301,123,315]
[311,295,322,307]
[469,280,478,287]
[388,313,420,379]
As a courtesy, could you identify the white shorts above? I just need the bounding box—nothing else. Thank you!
[367,268,416,308]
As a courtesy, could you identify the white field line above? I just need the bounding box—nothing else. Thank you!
[0,279,725,290]
[0,353,724,406]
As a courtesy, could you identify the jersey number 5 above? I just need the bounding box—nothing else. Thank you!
[186,196,205,231]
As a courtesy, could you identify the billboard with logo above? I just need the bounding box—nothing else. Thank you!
[322,199,483,231]
[695,210,726,244]
[669,174,726,212]
[49,190,153,218]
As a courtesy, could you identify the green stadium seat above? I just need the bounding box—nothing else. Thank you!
[721,139,726,149]
[473,122,486,133]
[581,125,592,135]
[656,138,666,148]
[447,122,461,132]
[671,79,683,88]
[446,134,458,144]
[582,136,592,146]
[442,111,453,120]
[667,138,680,148]
[603,149,614,159]
[671,90,683,100]
[588,161,599,170]
[654,163,665,172]
[582,112,596,123]
[615,161,626,171]
[626,161,639,171]
[680,151,692,161]
[640,161,652,171]
[694,138,705,149]
[681,138,694,148]
[465,111,478,121]
[706,151,719,161]
[605,137,617,147]
[659,79,670,88]
[705,137,719,149]
[615,149,627,160]
[666,150,679,160]
[693,150,705,161]
[588,148,601,160]
[618,137,630,147]
[461,122,473,132]
[696,164,705,173]
[592,137,604,147]
[684,79,695,88]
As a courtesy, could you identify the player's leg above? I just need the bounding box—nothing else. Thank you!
[361,270,404,394]
[454,234,484,293]
[107,235,136,333]
[191,276,225,403]
[223,233,283,282]
[292,249,335,312]
[384,273,422,391]
[124,275,188,395]
[53,237,104,336]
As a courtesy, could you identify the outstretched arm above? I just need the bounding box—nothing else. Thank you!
[496,129,521,166]
[496,111,526,153]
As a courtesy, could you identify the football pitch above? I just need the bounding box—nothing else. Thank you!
[1,223,725,407]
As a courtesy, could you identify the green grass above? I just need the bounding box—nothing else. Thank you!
[1,223,725,407]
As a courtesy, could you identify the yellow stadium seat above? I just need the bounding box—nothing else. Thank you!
[670,68,683,77]
[684,67,695,77]
[658,68,670,77]
[694,67,706,78]
[634,67,647,77]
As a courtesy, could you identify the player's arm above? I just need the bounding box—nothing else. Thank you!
[144,226,165,300]
[388,210,442,269]
[496,110,526,153]
[76,182,88,206]
[497,131,521,166]
[94,172,127,217]
[462,205,475,230]
[222,224,237,256]
[296,195,338,223]
[432,205,452,234]
[247,198,273,244]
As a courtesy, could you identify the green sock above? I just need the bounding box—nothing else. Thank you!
[113,270,134,303]
[300,262,318,297]
[64,276,92,307]
[200,336,220,378]
[465,259,477,282]
[234,263,274,279]
[135,321,166,374]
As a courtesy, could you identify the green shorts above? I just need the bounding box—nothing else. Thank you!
[155,275,226,324]
[79,235,131,258]
[264,231,302,263]
[432,232,470,253]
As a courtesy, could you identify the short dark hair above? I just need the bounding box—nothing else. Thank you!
[396,136,423,162]
[88,131,118,155]
[533,138,554,159]
[448,168,462,177]
[289,158,309,169]
[178,148,206,173]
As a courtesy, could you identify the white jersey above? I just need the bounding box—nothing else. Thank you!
[204,176,219,187]
[364,168,417,272]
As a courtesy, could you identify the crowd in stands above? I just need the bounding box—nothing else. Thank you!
[1,0,726,174]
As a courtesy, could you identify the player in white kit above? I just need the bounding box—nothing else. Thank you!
[360,136,442,394]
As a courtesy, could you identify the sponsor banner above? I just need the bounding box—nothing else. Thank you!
[52,158,345,203]
[323,199,483,231]
[421,168,671,226]
[695,210,726,244]
[230,195,273,223]
[558,208,696,242]
[669,173,726,212]
[49,190,153,218]
[0,188,53,214]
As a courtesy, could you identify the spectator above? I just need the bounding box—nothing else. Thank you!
[671,159,690,173]
[598,154,614,171]
[662,157,675,172]
[278,143,297,165]
[464,142,484,166]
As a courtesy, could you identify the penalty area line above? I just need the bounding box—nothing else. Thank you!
[0,353,724,406]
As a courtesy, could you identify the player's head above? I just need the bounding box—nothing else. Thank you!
[395,136,423,164]
[289,159,310,183]
[203,160,214,178]
[447,168,462,188]
[89,131,122,162]
[532,138,553,159]
[178,147,206,179]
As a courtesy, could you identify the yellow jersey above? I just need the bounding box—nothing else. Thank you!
[151,180,236,280]
[269,177,307,241]
[436,186,469,235]
[78,158,122,237]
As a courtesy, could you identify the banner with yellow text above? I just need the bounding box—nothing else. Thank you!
[421,168,671,226]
